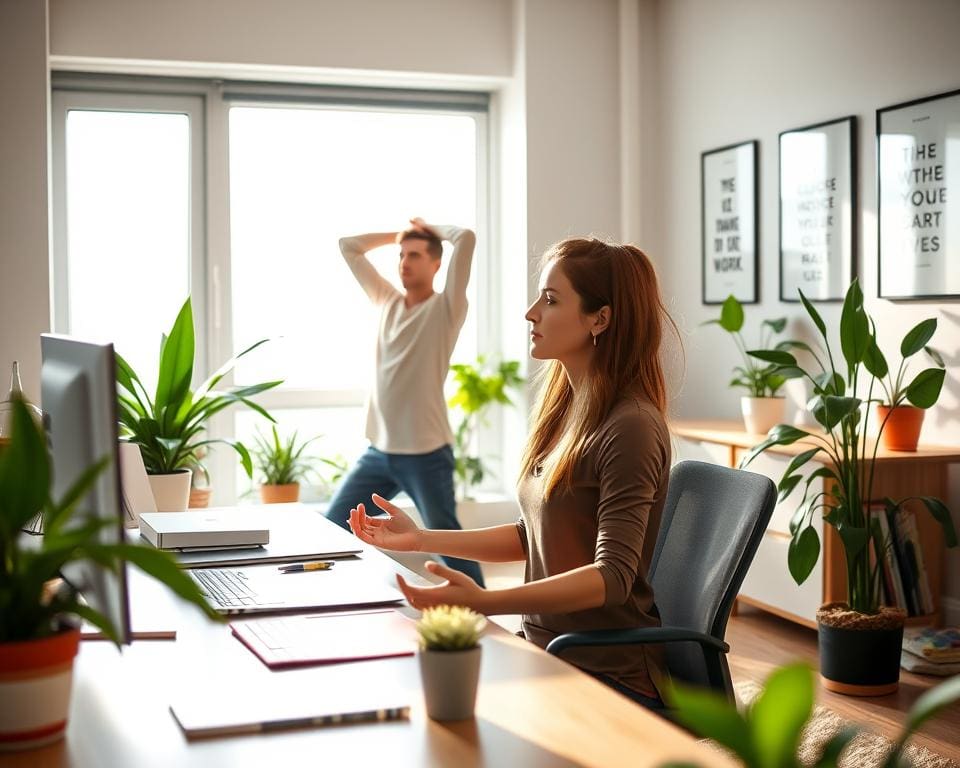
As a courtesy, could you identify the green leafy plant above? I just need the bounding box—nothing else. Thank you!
[416,605,487,651]
[703,294,790,397]
[873,318,946,408]
[251,426,344,487]
[740,279,956,614]
[447,358,523,500]
[661,662,960,768]
[0,397,221,645]
[116,297,282,477]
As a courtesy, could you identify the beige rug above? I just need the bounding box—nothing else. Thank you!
[730,681,957,768]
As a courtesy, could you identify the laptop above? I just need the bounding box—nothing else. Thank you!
[189,563,404,615]
[139,510,269,551]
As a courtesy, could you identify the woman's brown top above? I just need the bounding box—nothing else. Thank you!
[516,396,671,699]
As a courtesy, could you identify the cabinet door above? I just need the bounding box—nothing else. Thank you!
[735,450,826,627]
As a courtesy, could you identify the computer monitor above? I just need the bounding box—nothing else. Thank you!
[41,334,131,645]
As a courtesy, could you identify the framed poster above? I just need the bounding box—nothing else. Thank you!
[877,88,960,299]
[779,116,857,302]
[702,140,758,304]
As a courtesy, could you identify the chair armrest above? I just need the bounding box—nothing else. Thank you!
[545,626,729,657]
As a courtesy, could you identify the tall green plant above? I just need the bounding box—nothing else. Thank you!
[661,662,960,768]
[0,397,221,644]
[447,358,523,500]
[703,295,790,397]
[740,279,956,614]
[116,297,282,476]
[251,426,345,488]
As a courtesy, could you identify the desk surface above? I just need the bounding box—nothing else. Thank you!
[2,507,733,768]
[671,419,960,464]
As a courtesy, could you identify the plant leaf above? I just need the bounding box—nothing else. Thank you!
[739,425,812,469]
[915,497,957,547]
[863,335,889,379]
[837,523,870,561]
[840,279,869,366]
[154,298,195,414]
[789,526,820,585]
[900,318,937,358]
[924,346,945,368]
[763,317,788,333]
[0,399,50,532]
[799,288,827,338]
[666,684,755,762]
[905,368,945,409]
[748,349,797,366]
[749,662,814,768]
[719,294,744,333]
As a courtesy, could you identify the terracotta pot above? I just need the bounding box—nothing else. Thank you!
[418,645,482,720]
[0,627,81,750]
[817,602,905,696]
[147,469,192,512]
[876,405,924,452]
[740,396,785,435]
[188,487,212,509]
[260,483,300,504]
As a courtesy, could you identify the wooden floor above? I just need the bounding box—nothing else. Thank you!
[726,604,960,763]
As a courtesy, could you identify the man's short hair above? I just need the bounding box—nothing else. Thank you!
[397,229,443,260]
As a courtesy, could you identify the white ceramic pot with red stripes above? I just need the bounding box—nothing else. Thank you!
[0,627,80,750]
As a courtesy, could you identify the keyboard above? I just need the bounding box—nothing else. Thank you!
[193,569,258,608]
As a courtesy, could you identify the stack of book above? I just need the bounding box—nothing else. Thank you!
[873,506,935,617]
[901,627,960,676]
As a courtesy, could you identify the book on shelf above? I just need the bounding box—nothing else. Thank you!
[892,508,934,616]
[874,509,908,612]
[884,505,920,615]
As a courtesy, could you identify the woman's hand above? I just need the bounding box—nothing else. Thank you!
[396,561,491,614]
[348,494,424,553]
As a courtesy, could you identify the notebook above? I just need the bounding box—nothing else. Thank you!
[189,564,403,615]
[170,687,410,739]
[231,608,418,668]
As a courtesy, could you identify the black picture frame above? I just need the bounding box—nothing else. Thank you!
[877,88,960,300]
[701,140,759,305]
[778,116,857,303]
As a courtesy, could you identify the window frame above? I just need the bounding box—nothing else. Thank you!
[50,74,497,505]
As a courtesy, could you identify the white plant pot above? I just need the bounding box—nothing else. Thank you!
[418,645,482,721]
[147,469,192,513]
[740,396,785,435]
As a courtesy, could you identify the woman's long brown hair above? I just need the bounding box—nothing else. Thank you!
[519,238,676,496]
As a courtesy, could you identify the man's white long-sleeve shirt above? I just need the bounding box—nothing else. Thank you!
[339,225,475,454]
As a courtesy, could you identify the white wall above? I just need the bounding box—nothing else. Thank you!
[648,0,960,610]
[49,0,513,80]
[0,0,51,405]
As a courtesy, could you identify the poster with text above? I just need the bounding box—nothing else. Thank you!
[780,117,856,302]
[878,89,960,299]
[702,141,758,304]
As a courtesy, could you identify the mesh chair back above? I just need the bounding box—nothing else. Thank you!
[649,460,776,689]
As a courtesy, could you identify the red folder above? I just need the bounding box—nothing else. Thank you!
[231,608,418,669]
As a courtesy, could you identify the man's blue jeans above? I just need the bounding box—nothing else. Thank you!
[325,445,485,586]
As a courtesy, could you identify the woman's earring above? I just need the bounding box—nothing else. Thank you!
[592,333,598,347]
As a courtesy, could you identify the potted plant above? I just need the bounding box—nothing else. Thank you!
[662,662,960,768]
[251,426,341,504]
[0,397,221,750]
[116,297,282,512]
[703,294,791,434]
[740,279,956,695]
[873,318,946,451]
[447,357,523,500]
[186,447,212,508]
[415,604,486,721]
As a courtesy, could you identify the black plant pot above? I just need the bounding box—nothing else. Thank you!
[818,621,904,696]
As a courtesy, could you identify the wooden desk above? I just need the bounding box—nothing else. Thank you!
[671,419,960,627]
[2,511,733,768]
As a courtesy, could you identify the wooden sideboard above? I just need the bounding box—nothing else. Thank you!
[671,420,960,629]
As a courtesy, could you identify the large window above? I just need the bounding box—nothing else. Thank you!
[52,76,490,504]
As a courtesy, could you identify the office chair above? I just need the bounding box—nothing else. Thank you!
[546,460,777,704]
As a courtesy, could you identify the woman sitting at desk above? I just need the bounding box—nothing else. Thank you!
[347,237,676,711]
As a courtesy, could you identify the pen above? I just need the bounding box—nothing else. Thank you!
[278,561,335,573]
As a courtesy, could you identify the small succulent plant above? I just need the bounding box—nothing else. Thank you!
[416,605,486,651]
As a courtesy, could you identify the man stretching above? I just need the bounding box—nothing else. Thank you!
[325,218,484,585]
